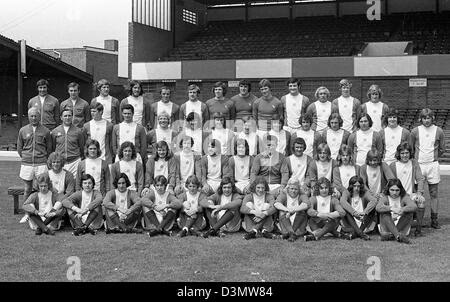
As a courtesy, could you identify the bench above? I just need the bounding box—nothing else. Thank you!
[7,186,25,215]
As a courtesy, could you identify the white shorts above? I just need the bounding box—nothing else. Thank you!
[19,164,48,181]
[64,158,81,179]
[283,126,301,135]
[419,161,440,184]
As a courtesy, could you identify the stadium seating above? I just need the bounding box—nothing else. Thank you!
[163,12,450,61]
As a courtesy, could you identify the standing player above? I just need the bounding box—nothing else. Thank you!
[120,80,151,130]
[281,78,310,135]
[51,109,85,178]
[17,108,52,200]
[347,113,382,166]
[235,116,260,156]
[253,79,284,137]
[83,102,114,164]
[149,86,179,131]
[206,81,236,122]
[331,79,361,133]
[306,86,337,134]
[112,104,148,165]
[380,108,411,165]
[179,84,210,127]
[361,84,389,132]
[90,79,121,124]
[60,82,91,129]
[410,108,445,229]
[28,79,60,131]
[231,80,257,121]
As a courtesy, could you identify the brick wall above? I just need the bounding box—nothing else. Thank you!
[86,50,118,84]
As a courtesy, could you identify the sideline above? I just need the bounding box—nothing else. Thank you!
[2,151,450,175]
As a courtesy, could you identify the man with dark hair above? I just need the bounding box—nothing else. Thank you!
[281,78,310,135]
[253,79,284,136]
[83,102,114,164]
[60,82,91,128]
[112,104,147,166]
[231,80,257,121]
[250,134,289,196]
[28,79,60,130]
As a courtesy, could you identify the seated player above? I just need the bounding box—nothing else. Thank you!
[110,142,144,197]
[177,175,208,237]
[174,136,202,196]
[235,116,260,156]
[285,137,313,196]
[291,113,321,159]
[147,112,178,155]
[103,173,143,234]
[308,143,338,196]
[76,139,110,196]
[333,144,360,195]
[200,139,230,196]
[142,140,177,196]
[240,176,277,240]
[141,175,182,237]
[209,112,235,156]
[360,148,394,199]
[250,135,289,197]
[339,176,377,240]
[268,117,291,156]
[22,173,65,235]
[376,179,417,244]
[200,177,243,238]
[304,177,346,241]
[62,173,103,236]
[390,142,425,237]
[228,138,253,195]
[321,113,350,160]
[274,179,309,242]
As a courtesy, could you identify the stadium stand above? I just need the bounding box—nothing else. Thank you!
[163,12,450,61]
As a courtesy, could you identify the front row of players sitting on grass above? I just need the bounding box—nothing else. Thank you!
[23,170,420,244]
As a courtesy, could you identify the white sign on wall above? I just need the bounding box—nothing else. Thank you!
[228,81,240,88]
[409,78,427,87]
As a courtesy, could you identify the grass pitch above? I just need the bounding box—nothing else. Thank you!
[1,162,449,282]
